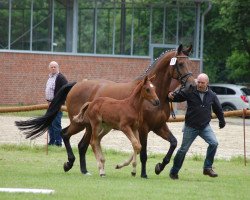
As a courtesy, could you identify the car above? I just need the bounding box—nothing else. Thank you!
[209,83,250,111]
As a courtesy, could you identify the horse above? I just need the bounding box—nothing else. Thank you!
[15,44,196,178]
[73,76,159,177]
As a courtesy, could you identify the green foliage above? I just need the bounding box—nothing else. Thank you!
[226,51,250,83]
[204,0,250,83]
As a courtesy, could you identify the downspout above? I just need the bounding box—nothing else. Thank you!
[200,0,212,73]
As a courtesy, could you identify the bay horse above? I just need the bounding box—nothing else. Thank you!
[15,44,196,178]
[73,76,159,177]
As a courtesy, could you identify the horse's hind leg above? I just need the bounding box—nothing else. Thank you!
[91,140,106,177]
[115,153,133,169]
[61,124,84,172]
[90,125,106,177]
[61,126,75,172]
[154,125,177,175]
[78,125,92,175]
[120,127,141,176]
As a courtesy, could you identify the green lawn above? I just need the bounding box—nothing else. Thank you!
[0,144,249,200]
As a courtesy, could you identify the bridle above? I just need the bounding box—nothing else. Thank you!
[169,55,193,119]
[171,55,193,88]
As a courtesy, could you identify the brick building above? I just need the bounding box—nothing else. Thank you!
[0,0,210,106]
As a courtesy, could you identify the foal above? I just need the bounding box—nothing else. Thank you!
[73,76,159,177]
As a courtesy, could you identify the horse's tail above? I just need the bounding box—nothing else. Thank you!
[15,82,77,139]
[73,102,90,123]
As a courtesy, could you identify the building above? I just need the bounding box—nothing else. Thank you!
[0,0,211,105]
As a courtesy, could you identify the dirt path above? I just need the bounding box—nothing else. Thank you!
[0,116,249,159]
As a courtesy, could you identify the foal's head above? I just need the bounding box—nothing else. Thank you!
[139,76,160,106]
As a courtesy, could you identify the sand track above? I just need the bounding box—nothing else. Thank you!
[0,116,249,159]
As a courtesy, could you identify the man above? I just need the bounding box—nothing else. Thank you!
[168,73,225,179]
[45,61,68,146]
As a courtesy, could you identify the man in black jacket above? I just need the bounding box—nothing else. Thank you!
[168,73,225,179]
[45,61,68,146]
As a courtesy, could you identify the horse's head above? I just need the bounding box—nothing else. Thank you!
[170,44,196,92]
[140,76,160,106]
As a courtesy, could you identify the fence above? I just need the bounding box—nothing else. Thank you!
[0,105,249,164]
[0,104,249,121]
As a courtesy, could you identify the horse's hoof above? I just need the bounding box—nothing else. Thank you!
[115,165,120,169]
[83,172,92,176]
[141,174,148,179]
[155,163,162,175]
[131,172,136,177]
[63,162,71,172]
[100,174,106,177]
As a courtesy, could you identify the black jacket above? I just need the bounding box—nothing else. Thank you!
[54,73,68,96]
[171,87,225,130]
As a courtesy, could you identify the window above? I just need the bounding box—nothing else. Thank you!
[210,86,236,95]
[210,86,227,95]
[1,0,200,57]
[10,0,31,50]
[241,88,250,95]
[32,1,51,51]
[0,1,9,49]
[226,88,236,95]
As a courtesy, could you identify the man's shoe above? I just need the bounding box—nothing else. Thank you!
[169,173,179,180]
[48,141,54,146]
[55,143,62,147]
[203,168,218,177]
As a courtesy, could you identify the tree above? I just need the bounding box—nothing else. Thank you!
[204,0,250,83]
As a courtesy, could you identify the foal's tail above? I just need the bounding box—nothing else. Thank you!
[15,82,77,139]
[73,102,90,123]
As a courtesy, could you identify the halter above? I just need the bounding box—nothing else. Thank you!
[172,55,193,88]
[169,55,193,119]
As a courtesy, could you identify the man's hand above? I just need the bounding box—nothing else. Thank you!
[168,92,175,100]
[219,121,226,129]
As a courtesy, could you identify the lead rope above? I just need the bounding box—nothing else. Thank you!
[170,101,176,119]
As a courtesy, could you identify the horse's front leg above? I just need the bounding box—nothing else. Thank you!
[131,150,138,177]
[154,124,177,175]
[139,129,149,178]
[131,129,141,176]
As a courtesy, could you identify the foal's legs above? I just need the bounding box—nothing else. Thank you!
[154,124,177,175]
[90,124,107,177]
[131,130,140,176]
[117,151,138,176]
[116,127,141,176]
[115,154,133,169]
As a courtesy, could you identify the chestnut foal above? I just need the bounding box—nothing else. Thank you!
[73,76,159,177]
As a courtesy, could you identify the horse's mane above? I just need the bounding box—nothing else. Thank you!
[135,49,176,81]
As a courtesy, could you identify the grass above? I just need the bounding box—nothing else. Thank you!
[0,144,250,200]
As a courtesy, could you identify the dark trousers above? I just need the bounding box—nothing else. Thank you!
[48,111,63,146]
